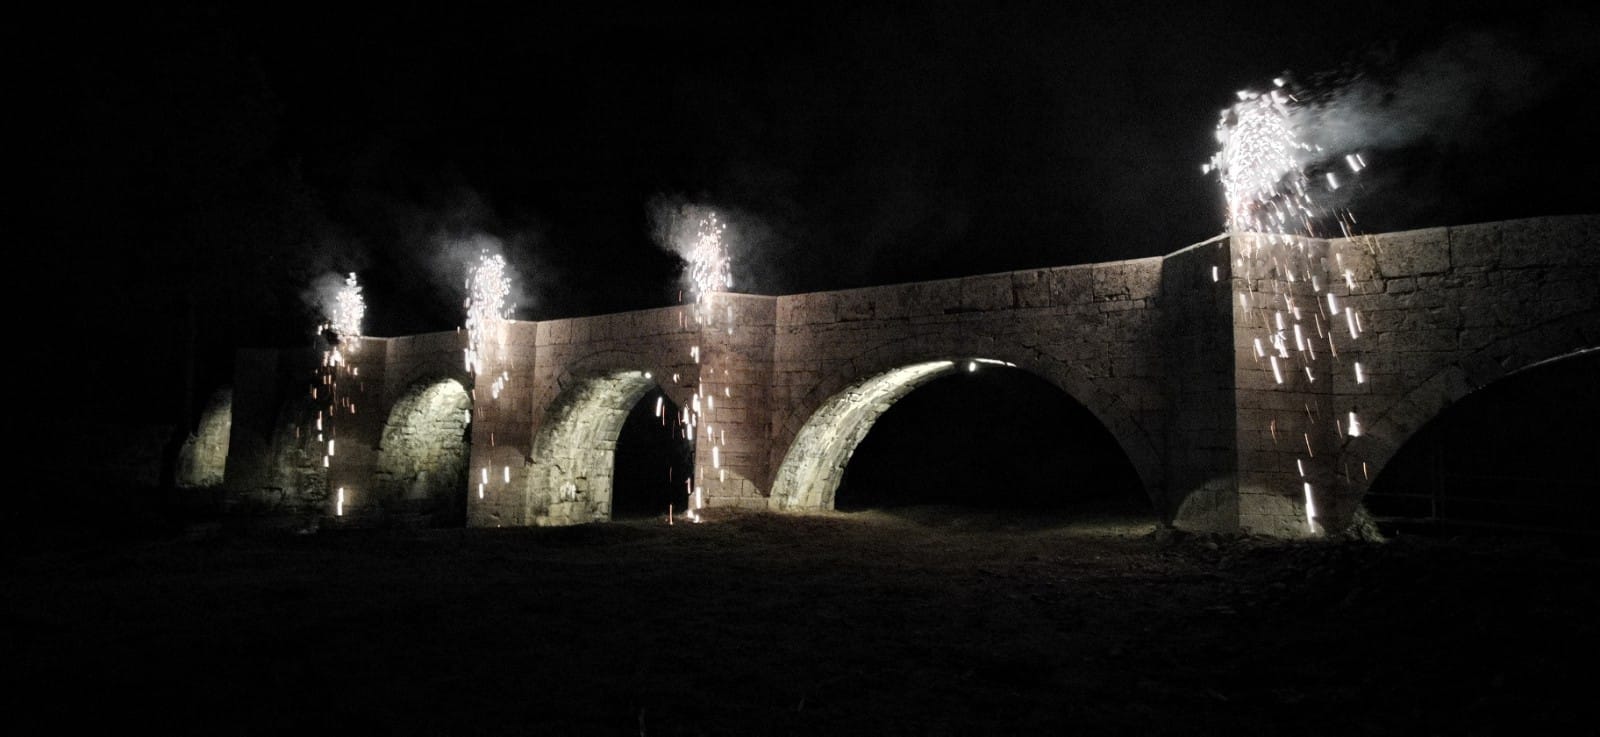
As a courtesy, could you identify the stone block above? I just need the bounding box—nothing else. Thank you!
[1012,269,1051,308]
[1371,227,1449,277]
[1049,266,1094,306]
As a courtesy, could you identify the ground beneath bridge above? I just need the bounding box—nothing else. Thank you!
[5,508,1593,735]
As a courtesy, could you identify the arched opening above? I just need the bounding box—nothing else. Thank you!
[524,370,663,525]
[612,386,694,519]
[837,365,1147,515]
[374,377,472,527]
[177,387,232,488]
[772,360,1151,521]
[1364,350,1599,535]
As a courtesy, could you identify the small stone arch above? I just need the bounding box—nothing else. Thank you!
[770,334,1163,512]
[177,387,233,488]
[1338,313,1599,530]
[373,376,472,526]
[249,395,329,515]
[524,367,665,525]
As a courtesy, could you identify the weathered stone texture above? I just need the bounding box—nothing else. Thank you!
[222,216,1597,537]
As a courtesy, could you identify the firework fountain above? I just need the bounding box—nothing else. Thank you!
[1206,78,1373,535]
[311,272,366,517]
[464,251,515,502]
[675,211,735,523]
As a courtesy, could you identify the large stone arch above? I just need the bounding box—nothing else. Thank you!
[1337,313,1599,529]
[770,334,1162,513]
[373,376,472,525]
[524,350,679,526]
[177,387,233,488]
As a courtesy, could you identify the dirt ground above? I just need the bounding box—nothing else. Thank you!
[4,507,1594,736]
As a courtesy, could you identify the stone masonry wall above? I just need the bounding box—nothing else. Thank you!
[769,258,1170,514]
[1158,238,1239,531]
[222,216,1596,536]
[1329,216,1599,529]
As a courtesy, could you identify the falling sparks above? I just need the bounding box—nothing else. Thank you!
[1204,74,1383,536]
[668,211,742,522]
[1206,84,1310,235]
[1303,483,1317,533]
[465,251,514,380]
[310,272,367,510]
[685,212,732,306]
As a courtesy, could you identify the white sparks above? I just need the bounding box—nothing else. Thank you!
[1347,412,1362,437]
[464,252,513,378]
[1354,362,1365,384]
[322,272,365,346]
[1303,482,1317,533]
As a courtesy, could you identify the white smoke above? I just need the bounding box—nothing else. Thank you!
[1289,30,1557,164]
[430,230,535,321]
[648,196,750,298]
[303,271,364,340]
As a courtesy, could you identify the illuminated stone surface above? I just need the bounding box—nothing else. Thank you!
[223,216,1598,537]
[177,388,232,488]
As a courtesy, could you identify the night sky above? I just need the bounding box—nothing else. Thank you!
[21,2,1597,425]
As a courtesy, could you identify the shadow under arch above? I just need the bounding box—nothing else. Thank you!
[1337,311,1600,530]
[1360,348,1598,533]
[374,376,472,526]
[524,367,669,525]
[772,356,1158,513]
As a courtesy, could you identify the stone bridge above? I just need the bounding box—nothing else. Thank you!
[220,216,1598,537]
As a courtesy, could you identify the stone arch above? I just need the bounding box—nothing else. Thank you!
[770,335,1162,512]
[251,394,329,515]
[524,366,665,525]
[1338,312,1599,529]
[178,387,232,488]
[374,376,472,525]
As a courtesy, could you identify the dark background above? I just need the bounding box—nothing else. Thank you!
[16,1,1597,430]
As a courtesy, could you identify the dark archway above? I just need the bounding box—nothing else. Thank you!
[1364,351,1599,534]
[836,364,1147,514]
[612,387,694,519]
